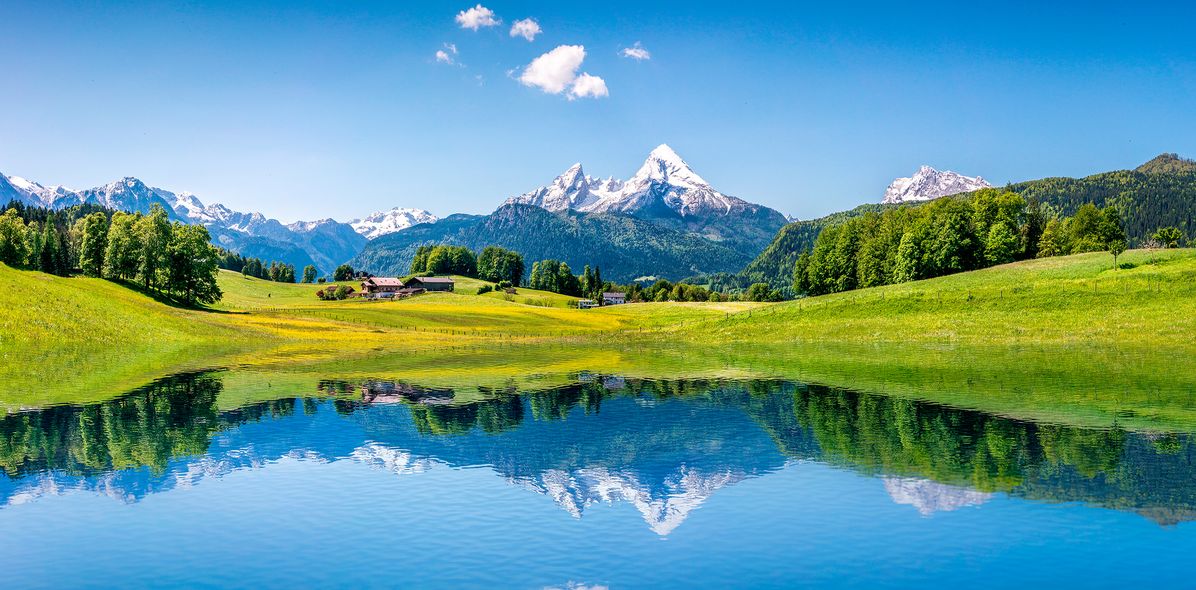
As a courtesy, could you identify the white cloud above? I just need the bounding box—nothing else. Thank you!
[518,45,609,100]
[509,18,542,41]
[621,42,651,61]
[455,4,500,30]
[568,73,608,100]
[519,44,586,94]
[435,43,458,65]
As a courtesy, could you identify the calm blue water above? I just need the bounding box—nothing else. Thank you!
[1,372,1194,588]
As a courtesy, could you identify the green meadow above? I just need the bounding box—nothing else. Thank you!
[3,249,1196,431]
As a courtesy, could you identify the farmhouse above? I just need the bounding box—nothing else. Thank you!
[403,276,455,292]
[360,277,404,295]
[602,292,626,305]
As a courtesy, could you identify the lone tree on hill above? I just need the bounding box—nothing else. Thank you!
[1108,239,1126,269]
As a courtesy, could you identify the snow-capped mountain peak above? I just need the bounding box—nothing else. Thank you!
[504,144,757,219]
[630,143,710,190]
[882,166,991,204]
[350,207,439,239]
[503,161,623,212]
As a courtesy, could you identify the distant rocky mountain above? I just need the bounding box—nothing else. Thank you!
[506,144,789,254]
[352,203,754,282]
[882,165,991,204]
[350,207,439,239]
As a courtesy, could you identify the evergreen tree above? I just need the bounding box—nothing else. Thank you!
[581,265,594,298]
[301,265,317,283]
[409,246,432,274]
[1022,198,1046,259]
[39,216,65,275]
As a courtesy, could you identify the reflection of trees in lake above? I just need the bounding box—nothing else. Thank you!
[0,373,302,478]
[773,384,1133,494]
[4,372,1196,525]
[745,384,1195,523]
[0,373,223,477]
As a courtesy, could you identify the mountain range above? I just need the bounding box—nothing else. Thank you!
[2,144,788,281]
[352,145,789,281]
[0,172,435,274]
[505,144,789,253]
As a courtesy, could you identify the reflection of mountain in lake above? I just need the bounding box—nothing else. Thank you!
[345,379,787,535]
[3,372,1196,531]
[883,478,993,516]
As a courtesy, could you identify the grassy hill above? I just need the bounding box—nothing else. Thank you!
[9,249,1196,360]
[689,248,1196,346]
[7,250,1196,429]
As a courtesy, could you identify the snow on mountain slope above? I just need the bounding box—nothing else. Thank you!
[882,165,991,204]
[505,144,757,219]
[883,477,992,516]
[0,170,370,272]
[1,173,79,208]
[350,207,439,239]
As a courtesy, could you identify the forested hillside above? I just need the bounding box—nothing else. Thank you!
[739,204,889,284]
[744,153,1196,286]
[1010,154,1196,240]
[352,204,753,282]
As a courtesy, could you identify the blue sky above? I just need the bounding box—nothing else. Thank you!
[2,1,1194,222]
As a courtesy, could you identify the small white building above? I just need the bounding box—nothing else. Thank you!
[602,292,626,305]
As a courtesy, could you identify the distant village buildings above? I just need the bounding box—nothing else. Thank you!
[404,277,456,292]
[360,276,455,299]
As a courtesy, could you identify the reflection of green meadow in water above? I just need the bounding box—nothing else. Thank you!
[5,340,1196,433]
[2,370,1195,526]
[198,342,1196,433]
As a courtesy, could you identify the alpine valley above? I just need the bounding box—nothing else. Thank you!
[1,144,789,282]
[352,145,789,282]
[9,149,1195,285]
[0,173,436,276]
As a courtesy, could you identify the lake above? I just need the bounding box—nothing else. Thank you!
[2,357,1196,588]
